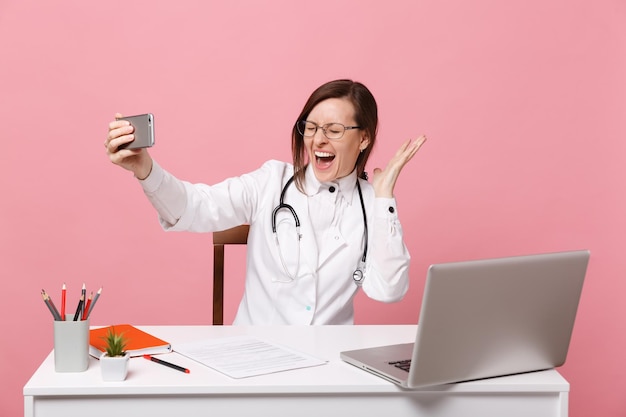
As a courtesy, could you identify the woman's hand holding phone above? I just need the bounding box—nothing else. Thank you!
[105,113,154,180]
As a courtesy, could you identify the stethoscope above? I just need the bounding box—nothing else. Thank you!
[271,175,368,285]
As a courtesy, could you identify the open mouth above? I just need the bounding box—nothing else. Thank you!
[315,151,335,168]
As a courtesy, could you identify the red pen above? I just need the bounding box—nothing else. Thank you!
[143,355,190,374]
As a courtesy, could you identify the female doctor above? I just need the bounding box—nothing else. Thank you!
[105,79,426,325]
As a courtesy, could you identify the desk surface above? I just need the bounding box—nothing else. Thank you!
[24,325,569,417]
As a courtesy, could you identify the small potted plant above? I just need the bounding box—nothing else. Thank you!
[100,327,130,381]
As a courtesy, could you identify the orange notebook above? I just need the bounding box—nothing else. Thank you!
[89,324,172,359]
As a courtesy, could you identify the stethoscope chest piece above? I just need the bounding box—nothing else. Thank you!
[352,268,365,286]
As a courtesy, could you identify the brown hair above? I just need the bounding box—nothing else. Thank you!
[291,79,378,192]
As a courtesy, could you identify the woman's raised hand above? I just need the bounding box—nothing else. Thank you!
[371,135,427,198]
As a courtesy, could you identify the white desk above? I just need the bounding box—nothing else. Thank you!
[24,325,569,417]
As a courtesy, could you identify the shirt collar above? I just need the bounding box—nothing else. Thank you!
[303,164,357,205]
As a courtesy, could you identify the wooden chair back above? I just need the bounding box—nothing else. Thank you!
[212,225,249,325]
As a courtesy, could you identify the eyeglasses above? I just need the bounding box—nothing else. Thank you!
[296,120,361,140]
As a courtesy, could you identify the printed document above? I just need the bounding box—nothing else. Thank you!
[174,336,327,378]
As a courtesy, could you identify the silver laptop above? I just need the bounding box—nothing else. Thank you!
[340,250,589,388]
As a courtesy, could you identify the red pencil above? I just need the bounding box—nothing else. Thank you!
[86,287,102,319]
[82,292,93,321]
[61,283,67,321]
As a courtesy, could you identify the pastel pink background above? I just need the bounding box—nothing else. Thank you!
[1,1,624,416]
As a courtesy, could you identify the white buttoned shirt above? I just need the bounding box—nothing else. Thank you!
[141,160,410,325]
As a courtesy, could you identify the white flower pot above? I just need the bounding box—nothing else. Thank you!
[100,353,130,381]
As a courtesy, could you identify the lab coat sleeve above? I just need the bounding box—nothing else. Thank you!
[139,161,187,227]
[361,197,410,303]
[139,159,280,232]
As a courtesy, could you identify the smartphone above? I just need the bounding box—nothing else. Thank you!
[117,113,155,150]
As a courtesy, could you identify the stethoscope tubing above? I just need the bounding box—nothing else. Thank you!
[272,174,368,285]
[271,176,299,232]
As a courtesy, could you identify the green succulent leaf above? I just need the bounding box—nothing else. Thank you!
[101,327,128,357]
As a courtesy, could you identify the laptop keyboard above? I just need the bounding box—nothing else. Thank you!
[389,359,411,372]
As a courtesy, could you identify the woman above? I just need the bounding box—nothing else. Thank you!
[105,79,426,325]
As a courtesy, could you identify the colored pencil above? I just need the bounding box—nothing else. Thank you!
[80,283,86,319]
[82,291,93,321]
[87,287,102,318]
[41,290,62,321]
[73,293,84,321]
[61,283,66,321]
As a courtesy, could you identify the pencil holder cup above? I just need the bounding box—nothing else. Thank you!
[53,316,90,372]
